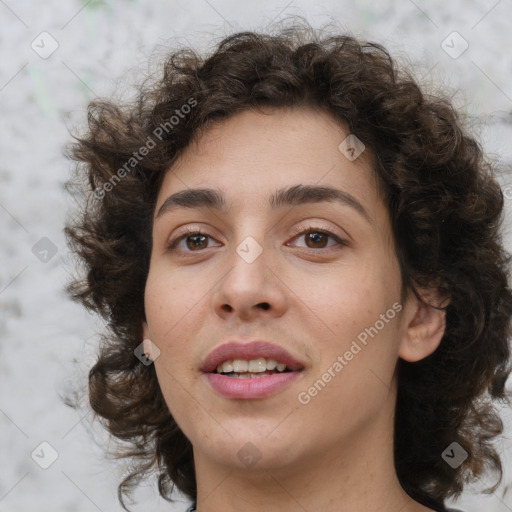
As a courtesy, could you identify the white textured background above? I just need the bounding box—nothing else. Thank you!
[1,1,511,511]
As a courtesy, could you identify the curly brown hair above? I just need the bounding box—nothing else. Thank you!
[64,20,512,510]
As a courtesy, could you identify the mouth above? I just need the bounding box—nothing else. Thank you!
[201,340,305,399]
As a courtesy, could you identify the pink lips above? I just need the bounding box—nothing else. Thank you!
[200,340,305,400]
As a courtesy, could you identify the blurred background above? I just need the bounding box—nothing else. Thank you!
[1,0,511,510]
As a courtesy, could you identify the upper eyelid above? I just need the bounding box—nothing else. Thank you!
[169,223,341,240]
[168,218,346,238]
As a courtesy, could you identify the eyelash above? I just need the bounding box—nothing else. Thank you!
[167,224,347,254]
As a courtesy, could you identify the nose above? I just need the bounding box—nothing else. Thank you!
[211,235,288,322]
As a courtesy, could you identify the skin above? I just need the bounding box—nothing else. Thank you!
[142,106,447,512]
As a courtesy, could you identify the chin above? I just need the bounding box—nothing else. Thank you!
[191,422,303,469]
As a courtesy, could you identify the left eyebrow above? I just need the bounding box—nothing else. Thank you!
[155,184,372,224]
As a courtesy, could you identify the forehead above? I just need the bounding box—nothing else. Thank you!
[156,106,383,219]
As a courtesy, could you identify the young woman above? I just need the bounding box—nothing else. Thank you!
[65,21,512,512]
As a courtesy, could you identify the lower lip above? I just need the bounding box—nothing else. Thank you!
[204,371,302,399]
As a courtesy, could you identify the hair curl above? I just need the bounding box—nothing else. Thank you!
[64,20,512,510]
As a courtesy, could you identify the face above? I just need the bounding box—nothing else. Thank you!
[143,106,413,473]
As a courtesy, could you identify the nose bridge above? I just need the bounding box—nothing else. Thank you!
[230,218,269,277]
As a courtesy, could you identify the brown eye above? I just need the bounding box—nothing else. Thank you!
[304,231,329,249]
[185,234,209,250]
[288,226,346,252]
[168,229,221,253]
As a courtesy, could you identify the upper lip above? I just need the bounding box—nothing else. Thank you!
[200,340,305,373]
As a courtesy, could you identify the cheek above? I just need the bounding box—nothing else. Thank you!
[300,259,396,332]
[144,263,201,339]
[144,271,192,393]
[144,264,209,379]
[301,260,403,381]
[298,304,402,430]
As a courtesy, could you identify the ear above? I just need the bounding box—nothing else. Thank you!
[398,288,449,363]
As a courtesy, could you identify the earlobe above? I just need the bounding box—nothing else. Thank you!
[398,289,448,363]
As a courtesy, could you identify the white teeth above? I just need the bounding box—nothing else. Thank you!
[248,358,267,373]
[266,359,278,370]
[216,358,289,374]
[232,359,249,372]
